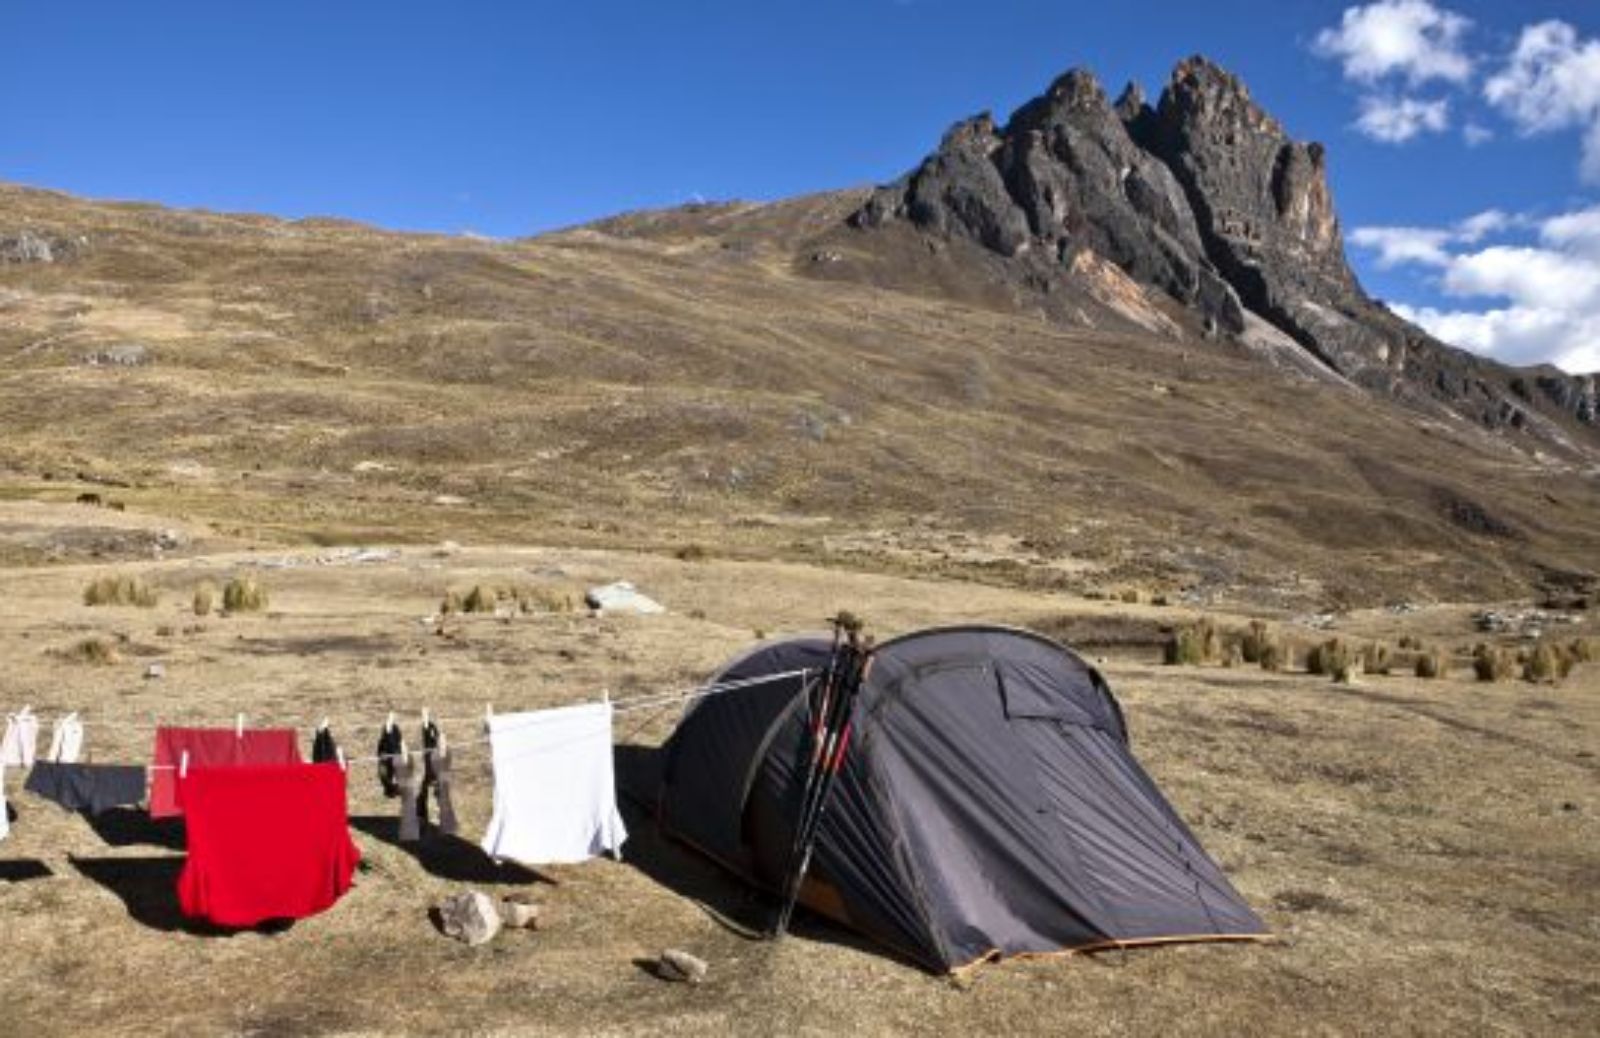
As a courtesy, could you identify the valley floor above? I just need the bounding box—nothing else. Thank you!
[0,508,1596,1036]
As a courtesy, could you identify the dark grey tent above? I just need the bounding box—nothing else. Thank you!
[655,625,1267,972]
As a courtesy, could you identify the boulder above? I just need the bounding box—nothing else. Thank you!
[437,890,502,946]
[500,893,541,929]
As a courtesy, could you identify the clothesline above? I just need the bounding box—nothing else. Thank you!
[129,668,816,771]
[6,668,813,738]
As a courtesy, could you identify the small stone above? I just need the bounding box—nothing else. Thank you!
[145,663,166,680]
[500,894,541,929]
[438,890,502,946]
[657,948,708,985]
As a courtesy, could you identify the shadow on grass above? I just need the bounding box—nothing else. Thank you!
[612,744,898,964]
[350,815,549,885]
[69,855,293,936]
[83,807,185,851]
[0,859,52,883]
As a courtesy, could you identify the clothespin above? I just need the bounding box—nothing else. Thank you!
[235,713,244,738]
[320,716,330,732]
[385,710,396,732]
[179,750,190,778]
[336,747,347,772]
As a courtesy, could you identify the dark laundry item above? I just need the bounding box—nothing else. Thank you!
[376,724,402,797]
[25,762,147,815]
[148,727,301,819]
[311,726,340,765]
[419,720,441,829]
[177,763,361,927]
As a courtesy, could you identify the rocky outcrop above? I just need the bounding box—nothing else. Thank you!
[849,56,1599,437]
[1,228,84,264]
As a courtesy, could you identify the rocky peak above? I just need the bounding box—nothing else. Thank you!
[846,55,1598,439]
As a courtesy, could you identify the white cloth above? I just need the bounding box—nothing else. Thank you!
[481,702,627,865]
[1,762,9,842]
[1,710,38,767]
[46,713,83,764]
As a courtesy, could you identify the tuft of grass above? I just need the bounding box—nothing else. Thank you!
[1472,643,1514,682]
[222,574,269,613]
[83,575,159,608]
[675,543,709,562]
[1118,588,1141,605]
[1164,618,1220,666]
[1332,655,1363,685]
[1259,641,1290,672]
[1397,635,1422,650]
[62,636,119,665]
[461,584,498,614]
[1414,646,1448,679]
[1239,620,1276,664]
[1307,638,1351,678]
[192,582,216,617]
[1360,642,1392,675]
[1524,641,1563,684]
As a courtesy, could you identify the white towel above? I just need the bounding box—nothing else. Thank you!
[481,702,627,865]
[1,710,38,768]
[47,713,83,764]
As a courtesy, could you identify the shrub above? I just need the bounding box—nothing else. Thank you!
[1360,642,1392,675]
[83,575,158,608]
[460,585,498,614]
[1472,643,1514,682]
[1164,622,1211,666]
[1259,641,1290,672]
[675,543,709,562]
[192,582,216,617]
[222,574,268,613]
[514,586,576,614]
[1568,638,1595,664]
[1397,635,1421,651]
[1239,620,1275,664]
[1306,638,1351,678]
[1119,589,1141,605]
[1414,646,1448,679]
[1524,641,1562,683]
[64,637,119,665]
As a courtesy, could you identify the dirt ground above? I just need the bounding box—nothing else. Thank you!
[1,516,1596,1036]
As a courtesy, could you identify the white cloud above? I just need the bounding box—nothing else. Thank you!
[1348,225,1452,267]
[1355,202,1600,373]
[1462,122,1494,146]
[1314,1,1474,86]
[1484,20,1600,183]
[1354,94,1450,142]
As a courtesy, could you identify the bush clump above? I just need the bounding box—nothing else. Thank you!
[1414,646,1448,679]
[1239,620,1276,665]
[1360,642,1391,675]
[1164,618,1220,666]
[442,584,577,617]
[675,543,709,563]
[83,575,159,608]
[222,574,269,613]
[192,582,216,617]
[1259,641,1291,672]
[1523,641,1568,683]
[1472,643,1514,682]
[63,636,119,665]
[1306,638,1352,678]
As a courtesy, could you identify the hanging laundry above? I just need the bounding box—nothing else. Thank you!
[395,746,423,843]
[419,717,441,829]
[481,702,627,865]
[45,713,84,764]
[148,727,301,819]
[1,763,10,843]
[24,763,146,815]
[2,708,39,767]
[176,764,361,927]
[433,735,459,837]
[376,721,402,797]
[311,724,339,765]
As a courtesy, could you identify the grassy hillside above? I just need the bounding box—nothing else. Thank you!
[2,181,1597,607]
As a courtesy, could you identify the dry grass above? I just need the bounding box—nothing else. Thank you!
[82,574,158,608]
[1473,643,1516,682]
[192,581,215,616]
[222,574,268,613]
[0,527,1596,1035]
[1414,645,1448,679]
[57,635,119,665]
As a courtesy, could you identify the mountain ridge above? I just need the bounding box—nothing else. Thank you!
[842,56,1598,442]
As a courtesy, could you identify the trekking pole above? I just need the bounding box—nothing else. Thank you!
[778,612,854,892]
[772,632,873,939]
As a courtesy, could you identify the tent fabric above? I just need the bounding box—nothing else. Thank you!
[655,624,1266,972]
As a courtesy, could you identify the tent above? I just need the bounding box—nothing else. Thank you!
[654,624,1268,972]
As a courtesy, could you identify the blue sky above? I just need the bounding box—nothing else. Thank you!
[2,2,1597,372]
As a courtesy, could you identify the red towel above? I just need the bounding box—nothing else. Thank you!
[148,727,301,818]
[176,764,361,926]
